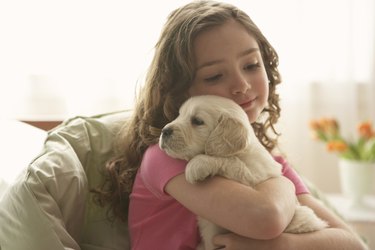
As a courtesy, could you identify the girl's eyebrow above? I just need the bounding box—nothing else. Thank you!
[196,47,260,70]
[239,47,260,58]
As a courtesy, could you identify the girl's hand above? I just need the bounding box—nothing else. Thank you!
[212,194,369,250]
[212,232,288,250]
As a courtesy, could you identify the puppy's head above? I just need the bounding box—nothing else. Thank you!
[159,95,252,160]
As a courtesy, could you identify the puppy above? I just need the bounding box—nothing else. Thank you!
[159,95,328,250]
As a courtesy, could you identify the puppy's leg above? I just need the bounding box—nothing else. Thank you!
[197,217,227,250]
[284,205,328,233]
[186,155,257,185]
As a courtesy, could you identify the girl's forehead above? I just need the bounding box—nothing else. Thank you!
[193,20,260,65]
[194,19,256,41]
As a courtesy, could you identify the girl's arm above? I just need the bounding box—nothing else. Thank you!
[165,174,296,239]
[212,194,368,250]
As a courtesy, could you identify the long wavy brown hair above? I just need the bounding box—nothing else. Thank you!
[94,0,282,222]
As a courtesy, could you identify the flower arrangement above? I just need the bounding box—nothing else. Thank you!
[309,118,375,162]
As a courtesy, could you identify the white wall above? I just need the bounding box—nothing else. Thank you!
[0,0,374,194]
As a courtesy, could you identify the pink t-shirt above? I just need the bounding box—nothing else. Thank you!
[128,144,309,250]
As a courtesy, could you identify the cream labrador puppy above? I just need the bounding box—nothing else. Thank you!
[159,95,328,250]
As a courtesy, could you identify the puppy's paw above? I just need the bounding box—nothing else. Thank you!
[185,155,214,184]
[285,205,328,233]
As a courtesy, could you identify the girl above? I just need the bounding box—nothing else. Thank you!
[96,1,367,249]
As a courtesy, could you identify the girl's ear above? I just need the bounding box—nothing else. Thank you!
[205,115,248,157]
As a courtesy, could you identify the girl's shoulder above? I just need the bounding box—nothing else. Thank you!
[143,144,187,167]
[273,155,310,195]
[138,144,187,194]
[273,155,289,170]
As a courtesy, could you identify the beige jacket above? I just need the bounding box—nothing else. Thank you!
[0,111,130,250]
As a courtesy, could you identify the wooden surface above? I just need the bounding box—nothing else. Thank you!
[21,120,62,131]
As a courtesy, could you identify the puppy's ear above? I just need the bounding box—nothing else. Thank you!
[205,115,248,156]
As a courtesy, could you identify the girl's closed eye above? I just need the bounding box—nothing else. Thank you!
[244,62,261,71]
[204,74,222,82]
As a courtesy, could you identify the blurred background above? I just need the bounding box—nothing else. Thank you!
[0,0,374,194]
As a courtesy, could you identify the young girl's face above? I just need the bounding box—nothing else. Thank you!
[189,19,269,123]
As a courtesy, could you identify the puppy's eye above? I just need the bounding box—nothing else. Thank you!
[191,117,204,126]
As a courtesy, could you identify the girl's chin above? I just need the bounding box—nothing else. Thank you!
[245,109,263,124]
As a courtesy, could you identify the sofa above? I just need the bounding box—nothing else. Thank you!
[0,111,365,250]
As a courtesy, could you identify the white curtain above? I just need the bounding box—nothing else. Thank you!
[0,0,374,192]
[264,0,375,192]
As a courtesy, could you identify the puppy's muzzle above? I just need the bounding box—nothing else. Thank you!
[161,127,173,139]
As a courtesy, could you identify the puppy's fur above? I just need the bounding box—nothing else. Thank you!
[159,95,328,250]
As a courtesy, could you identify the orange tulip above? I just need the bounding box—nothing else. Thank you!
[322,118,339,134]
[326,140,348,152]
[357,121,374,139]
[309,120,322,131]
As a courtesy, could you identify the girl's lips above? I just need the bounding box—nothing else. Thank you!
[239,98,256,109]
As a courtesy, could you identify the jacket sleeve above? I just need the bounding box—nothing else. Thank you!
[0,112,130,250]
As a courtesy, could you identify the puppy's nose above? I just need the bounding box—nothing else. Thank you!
[161,127,173,138]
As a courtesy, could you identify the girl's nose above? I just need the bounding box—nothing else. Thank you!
[231,72,250,95]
